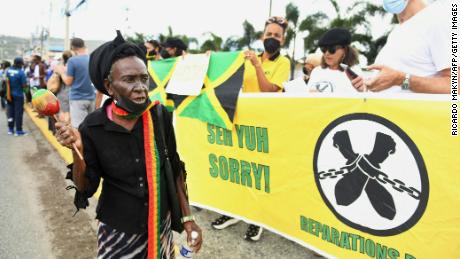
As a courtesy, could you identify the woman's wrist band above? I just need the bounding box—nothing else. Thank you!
[181,215,195,224]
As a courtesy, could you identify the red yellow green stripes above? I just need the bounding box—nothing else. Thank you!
[143,104,161,259]
[111,101,157,120]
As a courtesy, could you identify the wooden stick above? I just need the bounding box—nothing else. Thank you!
[53,114,84,161]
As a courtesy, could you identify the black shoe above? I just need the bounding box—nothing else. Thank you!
[211,215,240,230]
[244,224,263,241]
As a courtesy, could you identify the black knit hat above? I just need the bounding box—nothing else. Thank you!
[318,28,352,47]
[89,30,146,96]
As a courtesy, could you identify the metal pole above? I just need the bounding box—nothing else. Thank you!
[40,28,45,57]
[64,0,70,50]
[47,0,53,56]
[269,0,272,17]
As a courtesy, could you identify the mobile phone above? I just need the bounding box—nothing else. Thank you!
[345,67,358,79]
[340,64,358,80]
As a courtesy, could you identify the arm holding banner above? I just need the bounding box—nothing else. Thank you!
[245,50,281,92]
[366,65,450,93]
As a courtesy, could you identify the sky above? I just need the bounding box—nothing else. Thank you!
[1,0,395,40]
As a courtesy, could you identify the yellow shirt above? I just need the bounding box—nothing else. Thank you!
[242,53,291,93]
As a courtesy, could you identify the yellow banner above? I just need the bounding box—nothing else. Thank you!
[176,95,460,259]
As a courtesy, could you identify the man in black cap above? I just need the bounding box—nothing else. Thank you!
[160,37,188,59]
[55,31,202,259]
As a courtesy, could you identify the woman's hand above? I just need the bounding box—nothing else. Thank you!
[183,221,203,253]
[55,115,82,152]
[351,76,366,92]
[244,50,260,68]
[365,64,405,92]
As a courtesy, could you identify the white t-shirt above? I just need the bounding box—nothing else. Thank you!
[374,0,450,92]
[32,64,40,87]
[307,67,357,93]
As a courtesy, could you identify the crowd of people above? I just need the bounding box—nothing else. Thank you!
[0,0,451,258]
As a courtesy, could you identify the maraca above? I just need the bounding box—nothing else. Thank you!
[32,89,60,116]
[32,89,83,160]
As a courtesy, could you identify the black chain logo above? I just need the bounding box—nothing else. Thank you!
[313,113,429,236]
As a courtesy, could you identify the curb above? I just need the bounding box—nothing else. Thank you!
[25,105,102,198]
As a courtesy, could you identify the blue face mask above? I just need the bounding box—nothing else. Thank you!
[383,0,408,14]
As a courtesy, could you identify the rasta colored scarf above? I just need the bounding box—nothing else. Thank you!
[111,100,162,258]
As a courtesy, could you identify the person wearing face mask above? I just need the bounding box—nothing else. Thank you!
[54,31,202,259]
[160,38,188,59]
[210,17,291,242]
[242,16,291,92]
[145,40,162,61]
[306,28,365,93]
[366,0,450,93]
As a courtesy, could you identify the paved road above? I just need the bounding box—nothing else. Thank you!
[0,108,321,259]
[0,110,55,259]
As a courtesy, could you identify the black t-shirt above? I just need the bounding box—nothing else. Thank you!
[78,99,182,234]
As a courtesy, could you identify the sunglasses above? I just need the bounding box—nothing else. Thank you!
[320,45,343,55]
[265,16,288,29]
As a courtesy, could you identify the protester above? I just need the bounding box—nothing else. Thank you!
[242,16,291,92]
[0,61,11,109]
[54,50,73,122]
[23,61,32,104]
[303,53,322,85]
[306,28,365,93]
[31,55,46,90]
[55,31,202,258]
[366,0,450,93]
[55,38,96,128]
[145,39,162,60]
[160,37,188,59]
[6,57,27,136]
[211,16,291,242]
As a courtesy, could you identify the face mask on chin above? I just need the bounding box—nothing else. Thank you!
[114,93,151,114]
[382,0,408,14]
[263,38,281,54]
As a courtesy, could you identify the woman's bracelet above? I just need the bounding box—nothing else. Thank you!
[181,215,195,224]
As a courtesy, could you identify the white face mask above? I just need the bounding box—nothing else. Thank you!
[382,0,408,14]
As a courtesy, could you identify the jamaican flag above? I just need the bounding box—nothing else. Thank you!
[147,51,245,129]
[147,57,178,111]
[175,51,245,129]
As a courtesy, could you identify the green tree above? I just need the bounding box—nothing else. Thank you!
[126,32,149,45]
[284,2,300,59]
[299,12,328,56]
[158,26,199,53]
[298,0,389,64]
[238,20,262,49]
[222,36,240,51]
[200,33,223,52]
